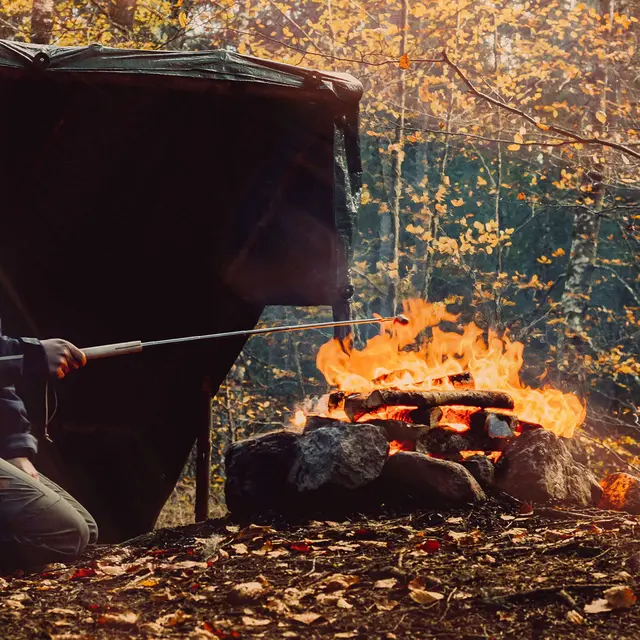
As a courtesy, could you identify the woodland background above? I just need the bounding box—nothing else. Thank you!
[2,0,639,524]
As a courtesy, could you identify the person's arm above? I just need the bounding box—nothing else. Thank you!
[0,336,48,387]
[0,335,85,480]
[0,336,86,386]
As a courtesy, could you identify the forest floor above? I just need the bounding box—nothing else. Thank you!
[2,499,640,639]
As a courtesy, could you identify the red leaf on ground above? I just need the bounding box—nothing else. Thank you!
[418,539,441,553]
[71,567,97,580]
[289,542,312,553]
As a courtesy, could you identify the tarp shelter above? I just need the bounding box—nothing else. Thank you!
[0,40,362,541]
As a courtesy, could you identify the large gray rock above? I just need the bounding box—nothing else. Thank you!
[380,451,486,505]
[496,429,601,506]
[225,430,300,514]
[461,454,495,489]
[288,423,389,491]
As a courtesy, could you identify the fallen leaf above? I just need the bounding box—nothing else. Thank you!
[595,110,607,124]
[97,564,126,577]
[4,599,25,610]
[48,608,78,616]
[229,581,265,604]
[290,612,321,625]
[97,611,139,627]
[70,567,97,580]
[446,517,464,524]
[604,586,636,609]
[567,610,585,624]
[374,578,397,589]
[327,543,359,552]
[241,616,271,627]
[410,589,445,605]
[584,598,612,614]
[447,530,481,545]
[150,588,177,602]
[417,538,440,553]
[289,542,312,553]
[374,598,398,611]
[337,597,353,609]
[324,574,359,592]
[500,514,515,521]
[156,610,191,627]
[231,543,248,555]
[138,578,160,588]
[236,525,275,540]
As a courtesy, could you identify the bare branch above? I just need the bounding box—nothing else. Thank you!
[442,50,640,161]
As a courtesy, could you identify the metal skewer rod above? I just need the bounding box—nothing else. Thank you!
[81,314,409,360]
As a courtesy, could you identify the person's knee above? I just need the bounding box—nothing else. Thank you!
[65,510,91,556]
[86,516,99,546]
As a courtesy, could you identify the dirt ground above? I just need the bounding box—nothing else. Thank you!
[2,499,640,639]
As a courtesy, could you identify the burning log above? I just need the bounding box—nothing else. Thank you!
[373,370,475,388]
[328,391,346,413]
[515,419,543,434]
[343,389,515,421]
[434,371,474,388]
[416,427,508,455]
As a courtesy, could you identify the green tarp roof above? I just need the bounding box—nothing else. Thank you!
[0,39,363,103]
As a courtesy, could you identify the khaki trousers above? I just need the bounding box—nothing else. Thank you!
[0,458,98,570]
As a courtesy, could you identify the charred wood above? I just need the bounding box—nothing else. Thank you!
[516,419,544,433]
[416,427,508,455]
[344,389,514,421]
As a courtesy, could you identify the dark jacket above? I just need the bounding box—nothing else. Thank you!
[0,319,47,460]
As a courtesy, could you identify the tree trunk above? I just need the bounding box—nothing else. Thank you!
[557,0,612,377]
[30,0,54,45]
[388,0,409,314]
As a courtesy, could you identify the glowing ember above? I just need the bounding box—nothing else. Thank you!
[317,299,585,437]
[292,410,307,428]
[388,440,413,455]
[356,405,417,423]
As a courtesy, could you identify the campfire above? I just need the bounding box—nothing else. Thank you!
[225,300,604,517]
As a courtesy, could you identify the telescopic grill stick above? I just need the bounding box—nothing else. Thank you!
[80,314,410,361]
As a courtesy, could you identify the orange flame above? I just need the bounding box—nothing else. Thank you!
[291,410,307,428]
[317,299,585,437]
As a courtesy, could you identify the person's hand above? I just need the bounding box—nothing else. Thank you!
[41,339,86,379]
[7,457,39,481]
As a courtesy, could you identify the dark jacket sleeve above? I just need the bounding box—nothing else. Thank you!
[0,323,48,460]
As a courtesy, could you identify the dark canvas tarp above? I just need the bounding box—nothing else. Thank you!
[0,40,363,540]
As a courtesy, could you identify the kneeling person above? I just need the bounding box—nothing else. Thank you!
[0,330,97,569]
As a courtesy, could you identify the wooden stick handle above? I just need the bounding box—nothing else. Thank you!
[82,341,143,360]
